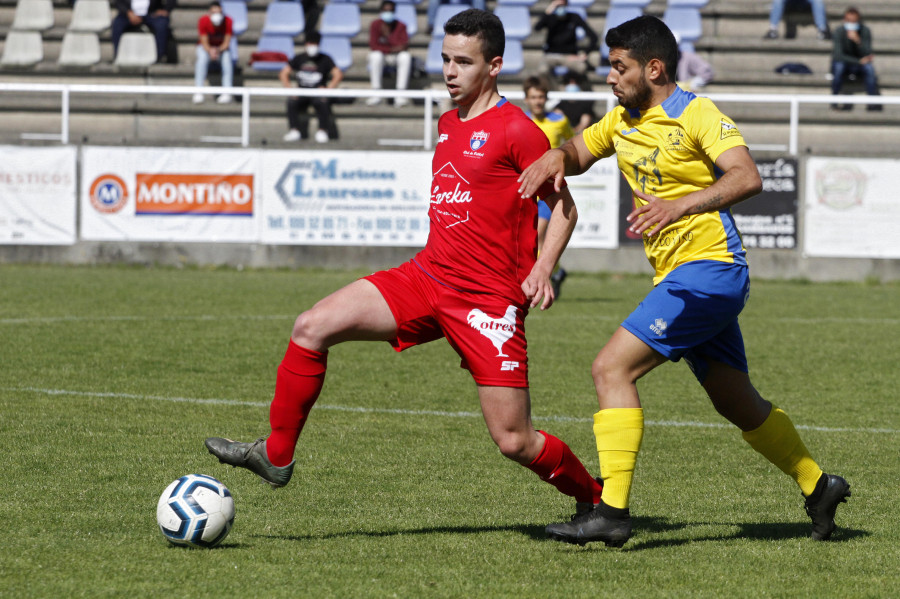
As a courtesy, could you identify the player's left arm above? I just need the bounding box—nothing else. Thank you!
[627,145,762,237]
[522,187,577,310]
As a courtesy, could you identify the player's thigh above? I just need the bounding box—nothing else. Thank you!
[594,326,667,384]
[293,278,398,348]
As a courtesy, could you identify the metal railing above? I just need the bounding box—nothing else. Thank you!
[0,82,894,154]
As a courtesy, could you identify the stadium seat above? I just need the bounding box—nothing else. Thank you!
[0,29,43,66]
[319,3,361,38]
[425,37,442,74]
[393,0,425,4]
[11,0,54,31]
[664,7,702,42]
[261,2,305,37]
[222,1,248,37]
[493,6,530,41]
[251,34,294,71]
[567,0,594,8]
[320,34,352,71]
[609,0,651,7]
[67,0,112,33]
[500,39,524,75]
[113,31,158,67]
[597,6,642,75]
[432,4,468,37]
[58,31,102,67]
[496,0,538,6]
[666,0,709,7]
[395,4,418,37]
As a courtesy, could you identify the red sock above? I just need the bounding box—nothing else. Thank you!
[526,431,603,504]
[265,340,328,467]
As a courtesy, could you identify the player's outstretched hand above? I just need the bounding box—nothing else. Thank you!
[627,188,688,237]
[518,149,566,199]
[522,268,555,311]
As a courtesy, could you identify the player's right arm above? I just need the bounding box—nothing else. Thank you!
[517,134,597,198]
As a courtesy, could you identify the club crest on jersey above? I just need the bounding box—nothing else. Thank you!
[469,130,490,151]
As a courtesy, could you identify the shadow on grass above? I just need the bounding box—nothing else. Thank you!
[247,515,868,551]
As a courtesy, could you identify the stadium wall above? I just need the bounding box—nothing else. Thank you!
[1,145,899,283]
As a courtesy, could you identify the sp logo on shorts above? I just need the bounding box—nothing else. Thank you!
[501,361,520,371]
[467,305,517,357]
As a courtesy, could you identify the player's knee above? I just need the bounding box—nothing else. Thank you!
[291,309,325,348]
[591,351,618,392]
[494,433,532,464]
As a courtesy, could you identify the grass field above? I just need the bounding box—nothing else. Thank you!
[1,264,898,598]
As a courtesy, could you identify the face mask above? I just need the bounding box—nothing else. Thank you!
[844,22,860,31]
[306,45,319,57]
[209,13,224,26]
[564,83,581,93]
[555,7,567,16]
[380,11,395,23]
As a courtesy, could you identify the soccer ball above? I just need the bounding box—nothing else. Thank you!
[156,474,235,548]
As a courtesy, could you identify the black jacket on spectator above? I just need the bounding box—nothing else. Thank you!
[535,12,599,55]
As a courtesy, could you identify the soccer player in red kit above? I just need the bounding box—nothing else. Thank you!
[206,9,603,526]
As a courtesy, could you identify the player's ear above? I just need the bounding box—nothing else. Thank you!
[645,58,668,84]
[489,55,503,77]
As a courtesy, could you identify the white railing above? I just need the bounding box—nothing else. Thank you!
[0,82,894,154]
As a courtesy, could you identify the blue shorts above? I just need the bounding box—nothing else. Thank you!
[537,199,551,221]
[621,260,750,383]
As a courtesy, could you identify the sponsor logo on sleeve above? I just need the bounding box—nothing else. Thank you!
[720,119,741,140]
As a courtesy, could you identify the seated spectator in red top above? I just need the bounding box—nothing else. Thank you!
[193,1,234,104]
[367,0,413,108]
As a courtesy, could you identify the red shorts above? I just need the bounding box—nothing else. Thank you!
[363,260,529,387]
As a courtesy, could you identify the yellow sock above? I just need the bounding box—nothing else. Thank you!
[742,406,823,496]
[593,408,644,510]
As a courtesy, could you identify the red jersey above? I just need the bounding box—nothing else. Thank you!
[415,99,562,302]
[197,14,233,48]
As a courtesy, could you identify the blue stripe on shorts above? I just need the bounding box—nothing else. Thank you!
[620,260,751,383]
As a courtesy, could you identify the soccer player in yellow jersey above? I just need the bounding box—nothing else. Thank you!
[523,75,573,297]
[518,15,849,547]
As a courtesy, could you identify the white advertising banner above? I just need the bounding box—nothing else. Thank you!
[567,156,620,249]
[0,146,77,245]
[80,147,260,243]
[804,157,900,258]
[260,150,433,246]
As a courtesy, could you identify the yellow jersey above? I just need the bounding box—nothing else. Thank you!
[583,87,748,284]
[528,110,574,149]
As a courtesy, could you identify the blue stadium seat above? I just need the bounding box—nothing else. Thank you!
[319,3,361,38]
[609,0,651,6]
[221,1,248,37]
[320,35,352,71]
[666,0,709,7]
[493,6,530,41]
[394,0,425,4]
[261,2,305,37]
[597,6,642,75]
[425,38,443,74]
[432,4,469,37]
[395,4,418,37]
[251,34,294,71]
[567,0,594,8]
[496,0,537,6]
[664,7,702,42]
[500,40,524,74]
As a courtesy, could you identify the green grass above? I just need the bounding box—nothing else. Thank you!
[1,264,898,598]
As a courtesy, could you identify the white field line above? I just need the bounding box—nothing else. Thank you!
[4,386,897,435]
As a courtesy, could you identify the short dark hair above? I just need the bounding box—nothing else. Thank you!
[210,0,221,7]
[523,75,549,95]
[443,9,505,62]
[380,0,395,10]
[605,15,678,81]
[306,30,322,44]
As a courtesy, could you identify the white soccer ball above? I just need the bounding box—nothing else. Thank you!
[156,474,235,548]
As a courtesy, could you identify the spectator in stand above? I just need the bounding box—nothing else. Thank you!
[193,1,234,105]
[763,0,831,40]
[111,0,177,63]
[556,70,596,135]
[831,7,881,111]
[675,34,714,91]
[367,0,413,108]
[535,0,599,79]
[280,31,343,143]
[303,0,321,41]
[427,0,486,35]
